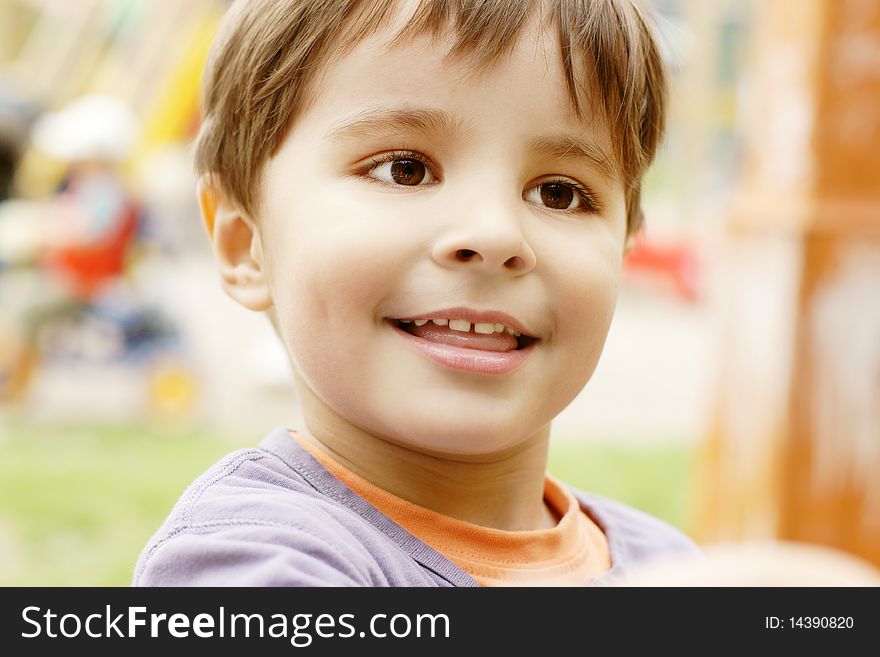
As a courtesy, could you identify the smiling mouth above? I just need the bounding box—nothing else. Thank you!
[389,317,538,352]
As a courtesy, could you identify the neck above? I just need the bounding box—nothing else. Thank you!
[294,383,554,531]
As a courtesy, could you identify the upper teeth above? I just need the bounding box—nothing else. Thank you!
[398,318,521,337]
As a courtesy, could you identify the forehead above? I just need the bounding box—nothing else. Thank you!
[298,8,615,168]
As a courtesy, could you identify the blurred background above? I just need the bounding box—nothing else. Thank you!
[0,0,878,585]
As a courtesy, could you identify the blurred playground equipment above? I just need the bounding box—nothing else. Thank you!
[0,93,194,417]
[0,0,226,417]
[695,0,880,569]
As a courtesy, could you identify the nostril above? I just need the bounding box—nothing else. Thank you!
[504,255,525,269]
[456,249,477,261]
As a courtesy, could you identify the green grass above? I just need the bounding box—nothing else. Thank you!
[0,424,692,585]
[547,439,693,531]
[0,423,248,586]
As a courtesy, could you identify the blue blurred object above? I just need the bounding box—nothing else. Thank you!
[32,299,181,366]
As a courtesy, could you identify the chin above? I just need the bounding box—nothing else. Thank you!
[420,388,556,452]
[378,405,543,458]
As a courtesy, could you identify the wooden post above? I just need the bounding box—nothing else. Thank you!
[695,0,880,566]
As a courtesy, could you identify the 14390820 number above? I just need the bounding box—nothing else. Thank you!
[790,617,853,629]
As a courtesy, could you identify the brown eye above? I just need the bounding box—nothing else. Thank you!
[525,178,596,213]
[539,183,575,209]
[390,159,426,185]
[367,155,436,186]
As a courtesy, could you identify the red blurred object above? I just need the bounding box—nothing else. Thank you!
[623,237,702,302]
[43,200,140,301]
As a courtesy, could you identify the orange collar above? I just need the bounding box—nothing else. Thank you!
[294,433,611,586]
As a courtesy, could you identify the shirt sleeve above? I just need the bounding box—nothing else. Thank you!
[134,523,373,587]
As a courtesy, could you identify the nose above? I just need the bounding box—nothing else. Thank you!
[431,205,537,275]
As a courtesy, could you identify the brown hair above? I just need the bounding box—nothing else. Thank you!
[195,0,667,234]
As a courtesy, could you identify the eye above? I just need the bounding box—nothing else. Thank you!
[364,152,437,186]
[525,179,599,213]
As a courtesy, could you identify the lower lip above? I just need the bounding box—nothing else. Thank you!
[388,321,534,375]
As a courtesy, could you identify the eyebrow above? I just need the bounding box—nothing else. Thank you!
[326,107,459,142]
[326,107,617,181]
[527,135,617,182]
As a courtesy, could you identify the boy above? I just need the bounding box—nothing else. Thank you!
[135,0,699,586]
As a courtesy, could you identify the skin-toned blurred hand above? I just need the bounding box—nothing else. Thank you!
[618,540,880,586]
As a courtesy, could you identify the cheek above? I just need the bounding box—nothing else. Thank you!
[551,233,622,365]
[261,187,438,332]
[265,205,391,314]
[261,210,410,392]
[269,252,379,414]
[547,270,619,411]
[270,236,384,352]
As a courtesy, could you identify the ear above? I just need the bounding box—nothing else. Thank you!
[198,180,273,312]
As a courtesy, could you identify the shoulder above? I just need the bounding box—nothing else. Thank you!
[134,437,394,586]
[569,487,701,579]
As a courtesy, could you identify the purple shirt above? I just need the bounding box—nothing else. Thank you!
[134,427,699,586]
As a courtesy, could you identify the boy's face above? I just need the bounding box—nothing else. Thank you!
[252,15,627,456]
